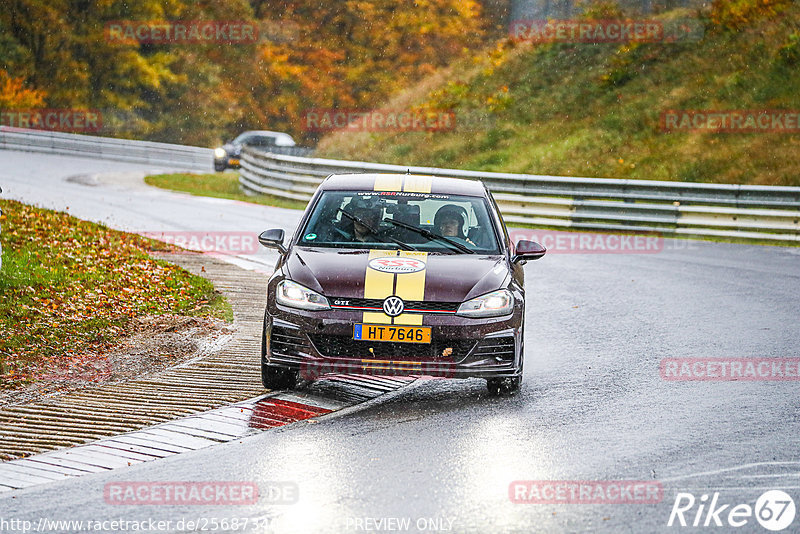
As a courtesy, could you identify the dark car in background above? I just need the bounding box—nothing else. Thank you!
[213,130,296,171]
[257,173,546,395]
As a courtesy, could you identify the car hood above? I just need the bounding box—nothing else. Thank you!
[223,142,241,156]
[285,247,509,303]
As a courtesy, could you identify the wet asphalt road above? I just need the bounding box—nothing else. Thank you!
[0,150,296,272]
[1,150,799,533]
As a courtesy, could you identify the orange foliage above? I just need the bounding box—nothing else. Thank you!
[0,1,491,144]
[0,70,47,109]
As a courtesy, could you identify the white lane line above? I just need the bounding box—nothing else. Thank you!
[661,461,800,482]
[739,473,800,479]
[671,486,800,491]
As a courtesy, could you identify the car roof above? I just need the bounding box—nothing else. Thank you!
[320,173,487,196]
[234,130,296,145]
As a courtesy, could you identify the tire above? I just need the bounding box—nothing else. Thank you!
[214,161,226,172]
[486,340,524,396]
[261,363,298,390]
[486,378,503,396]
[486,375,521,396]
[260,310,298,390]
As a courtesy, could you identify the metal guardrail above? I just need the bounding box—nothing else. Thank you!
[2,128,795,243]
[0,126,213,170]
[259,146,315,157]
[240,147,800,243]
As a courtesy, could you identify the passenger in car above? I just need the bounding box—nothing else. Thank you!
[434,205,477,247]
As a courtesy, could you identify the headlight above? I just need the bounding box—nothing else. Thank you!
[214,147,227,159]
[276,280,330,311]
[456,289,514,318]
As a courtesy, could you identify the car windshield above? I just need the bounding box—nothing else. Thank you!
[233,133,274,146]
[299,191,501,254]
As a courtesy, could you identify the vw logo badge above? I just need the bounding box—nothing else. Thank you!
[383,296,405,317]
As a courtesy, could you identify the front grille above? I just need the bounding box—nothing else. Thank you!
[406,301,460,313]
[309,334,476,361]
[329,297,459,314]
[471,336,516,360]
[270,326,307,357]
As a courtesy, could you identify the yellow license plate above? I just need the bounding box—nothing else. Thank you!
[228,158,240,166]
[354,324,431,344]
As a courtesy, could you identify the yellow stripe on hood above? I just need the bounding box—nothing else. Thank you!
[361,250,429,325]
[363,250,396,324]
[393,251,427,325]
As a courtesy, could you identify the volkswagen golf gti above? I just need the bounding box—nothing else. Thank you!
[257,173,546,394]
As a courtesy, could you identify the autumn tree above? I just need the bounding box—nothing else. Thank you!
[1,0,493,145]
[0,70,46,109]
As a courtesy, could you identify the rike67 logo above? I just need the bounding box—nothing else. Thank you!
[668,490,796,531]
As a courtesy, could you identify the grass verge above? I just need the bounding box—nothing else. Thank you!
[0,199,230,389]
[145,172,310,211]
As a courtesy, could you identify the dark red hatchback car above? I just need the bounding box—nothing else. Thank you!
[258,173,546,394]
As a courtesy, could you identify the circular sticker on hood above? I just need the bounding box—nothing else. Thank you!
[368,257,426,274]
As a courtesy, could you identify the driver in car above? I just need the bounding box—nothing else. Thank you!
[346,199,383,243]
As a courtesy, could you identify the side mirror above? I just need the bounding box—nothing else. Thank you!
[513,240,546,264]
[258,229,286,254]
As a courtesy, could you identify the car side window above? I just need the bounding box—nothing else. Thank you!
[257,136,277,147]
[486,190,510,252]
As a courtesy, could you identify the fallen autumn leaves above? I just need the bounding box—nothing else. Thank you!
[0,199,227,390]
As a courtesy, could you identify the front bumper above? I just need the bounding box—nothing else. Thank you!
[214,157,240,168]
[263,301,524,380]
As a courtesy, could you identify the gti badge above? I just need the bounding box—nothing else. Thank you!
[382,296,405,317]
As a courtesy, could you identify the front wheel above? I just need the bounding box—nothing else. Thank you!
[261,309,297,390]
[261,363,298,390]
[486,375,522,396]
[214,161,226,172]
[487,355,523,396]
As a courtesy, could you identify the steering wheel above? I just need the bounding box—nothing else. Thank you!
[330,223,352,240]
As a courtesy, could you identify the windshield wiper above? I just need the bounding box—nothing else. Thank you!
[337,209,416,251]
[382,218,474,254]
